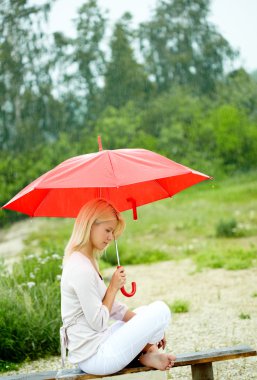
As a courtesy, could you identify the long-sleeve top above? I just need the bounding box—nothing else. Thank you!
[60,251,128,364]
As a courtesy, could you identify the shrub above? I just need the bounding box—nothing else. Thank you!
[194,247,257,271]
[101,243,170,266]
[0,360,19,373]
[169,299,190,313]
[239,313,251,320]
[0,249,62,363]
[216,218,238,237]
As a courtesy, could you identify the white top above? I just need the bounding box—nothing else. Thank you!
[60,251,128,364]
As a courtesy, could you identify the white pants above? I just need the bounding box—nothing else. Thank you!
[78,300,171,375]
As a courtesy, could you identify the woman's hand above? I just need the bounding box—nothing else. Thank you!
[103,267,126,313]
[157,333,167,350]
[109,266,126,291]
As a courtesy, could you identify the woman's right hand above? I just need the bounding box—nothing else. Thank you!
[109,266,126,291]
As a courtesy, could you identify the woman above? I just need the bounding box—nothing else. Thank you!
[60,198,176,375]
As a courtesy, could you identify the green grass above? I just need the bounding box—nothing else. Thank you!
[169,299,190,313]
[193,247,257,271]
[239,313,251,320]
[0,361,20,373]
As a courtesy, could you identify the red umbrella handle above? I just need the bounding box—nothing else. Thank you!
[117,265,137,297]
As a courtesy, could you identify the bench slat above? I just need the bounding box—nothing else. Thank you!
[173,344,257,367]
[1,345,256,380]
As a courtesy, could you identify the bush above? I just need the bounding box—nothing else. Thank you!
[216,218,238,237]
[239,313,250,320]
[0,360,19,373]
[101,242,170,266]
[194,247,257,271]
[0,249,62,363]
[169,299,190,313]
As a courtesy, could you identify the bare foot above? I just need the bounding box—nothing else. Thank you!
[139,352,176,371]
[142,344,159,354]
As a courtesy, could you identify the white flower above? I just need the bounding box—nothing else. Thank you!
[26,254,36,260]
[56,275,61,281]
[52,254,60,259]
[30,273,35,279]
[27,281,36,288]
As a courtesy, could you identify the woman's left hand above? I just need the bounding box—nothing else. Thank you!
[157,333,167,350]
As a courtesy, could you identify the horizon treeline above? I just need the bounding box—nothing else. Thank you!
[1,0,257,226]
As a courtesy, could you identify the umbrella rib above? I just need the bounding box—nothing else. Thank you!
[107,151,119,187]
[154,179,172,198]
[31,188,52,217]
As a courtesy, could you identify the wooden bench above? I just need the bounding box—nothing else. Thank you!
[2,345,256,380]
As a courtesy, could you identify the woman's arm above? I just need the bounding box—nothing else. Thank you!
[102,285,118,313]
[122,309,136,322]
[102,266,126,313]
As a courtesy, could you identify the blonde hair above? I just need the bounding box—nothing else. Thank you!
[63,198,125,265]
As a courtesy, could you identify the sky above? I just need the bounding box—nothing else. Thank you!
[45,0,257,72]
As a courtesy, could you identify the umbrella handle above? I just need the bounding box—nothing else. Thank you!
[117,265,137,297]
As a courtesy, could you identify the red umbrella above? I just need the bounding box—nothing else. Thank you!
[2,139,211,218]
[2,137,211,296]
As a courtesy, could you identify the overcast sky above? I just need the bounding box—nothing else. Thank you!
[45,0,257,72]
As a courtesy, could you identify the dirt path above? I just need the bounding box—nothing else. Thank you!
[1,221,256,379]
[0,219,46,269]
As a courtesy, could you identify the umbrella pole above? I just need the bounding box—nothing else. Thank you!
[114,238,120,266]
[114,237,137,297]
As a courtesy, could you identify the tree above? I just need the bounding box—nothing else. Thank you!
[102,13,151,109]
[71,0,107,121]
[0,0,55,151]
[216,68,257,122]
[139,0,236,94]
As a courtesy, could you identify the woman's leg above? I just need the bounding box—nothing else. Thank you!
[78,300,175,375]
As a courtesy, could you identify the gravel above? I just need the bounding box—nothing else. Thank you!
[2,259,257,379]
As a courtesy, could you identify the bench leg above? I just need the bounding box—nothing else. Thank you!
[191,363,214,380]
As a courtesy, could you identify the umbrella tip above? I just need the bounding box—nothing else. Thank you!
[98,136,103,151]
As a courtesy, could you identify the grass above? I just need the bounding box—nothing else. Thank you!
[239,313,251,320]
[0,361,20,373]
[169,299,190,313]
[193,247,257,271]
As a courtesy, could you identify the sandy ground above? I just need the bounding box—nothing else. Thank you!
[1,222,257,379]
[0,219,46,269]
[2,261,257,379]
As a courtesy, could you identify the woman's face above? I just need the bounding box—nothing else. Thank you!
[90,219,118,250]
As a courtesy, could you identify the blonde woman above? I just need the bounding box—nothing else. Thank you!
[60,198,176,375]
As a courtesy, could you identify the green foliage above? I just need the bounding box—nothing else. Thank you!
[103,14,151,109]
[239,313,251,320]
[216,218,238,237]
[0,360,20,373]
[0,250,62,363]
[169,300,190,313]
[102,243,170,266]
[0,0,56,151]
[193,248,257,271]
[139,0,236,94]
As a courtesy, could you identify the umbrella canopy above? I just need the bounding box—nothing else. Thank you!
[2,146,211,219]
